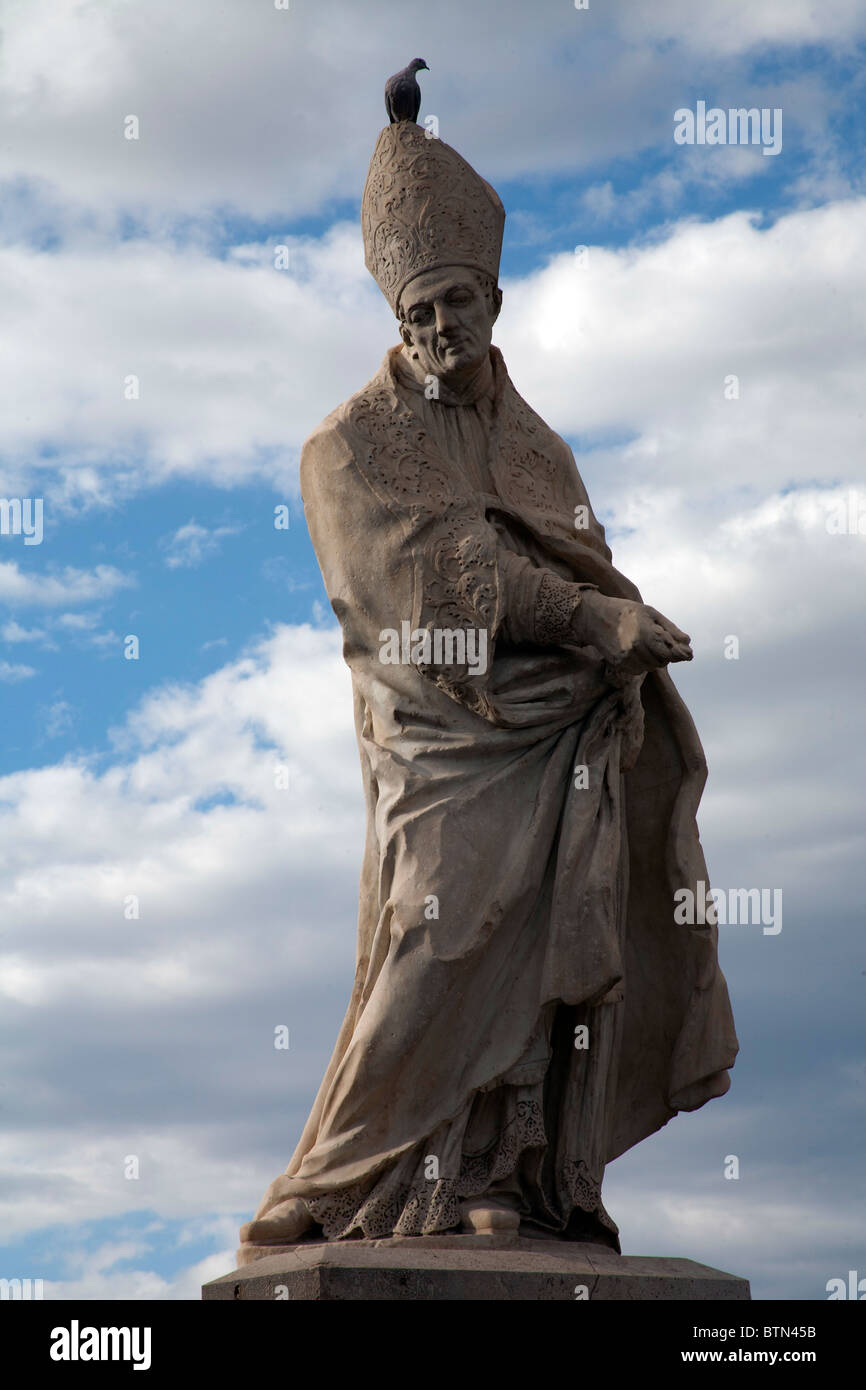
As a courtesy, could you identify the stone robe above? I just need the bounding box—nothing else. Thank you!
[256,343,738,1244]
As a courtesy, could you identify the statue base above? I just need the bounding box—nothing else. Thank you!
[202,1234,750,1301]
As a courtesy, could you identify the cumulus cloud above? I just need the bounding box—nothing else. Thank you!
[1,197,864,513]
[0,597,862,1298]
[499,198,866,507]
[0,0,858,228]
[40,1241,237,1302]
[1,0,863,1304]
[0,223,389,500]
[0,624,361,1245]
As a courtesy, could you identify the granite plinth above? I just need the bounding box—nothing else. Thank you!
[202,1234,750,1301]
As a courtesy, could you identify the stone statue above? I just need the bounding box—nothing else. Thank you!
[237,118,738,1265]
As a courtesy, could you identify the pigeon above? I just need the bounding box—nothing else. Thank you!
[385,58,429,124]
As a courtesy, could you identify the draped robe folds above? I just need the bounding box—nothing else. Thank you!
[255,344,738,1244]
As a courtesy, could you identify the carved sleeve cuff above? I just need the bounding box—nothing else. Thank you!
[498,550,596,646]
[534,570,587,645]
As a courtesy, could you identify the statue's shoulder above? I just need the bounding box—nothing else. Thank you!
[501,377,571,461]
[496,353,613,556]
[491,349,567,454]
[300,357,394,465]
[299,356,396,501]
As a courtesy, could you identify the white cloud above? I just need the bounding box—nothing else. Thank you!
[0,592,862,1292]
[0,3,862,1296]
[621,0,866,56]
[0,623,365,1258]
[0,0,857,227]
[499,198,866,501]
[56,612,98,629]
[2,620,48,642]
[41,1244,237,1302]
[1,196,864,514]
[162,520,242,569]
[0,660,36,682]
[0,223,388,501]
[0,561,133,607]
[42,699,75,738]
[0,624,359,1013]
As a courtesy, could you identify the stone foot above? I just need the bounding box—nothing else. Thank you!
[239,1197,314,1253]
[459,1198,520,1235]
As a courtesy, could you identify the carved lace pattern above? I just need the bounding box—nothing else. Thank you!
[495,395,565,535]
[344,348,612,718]
[361,123,505,311]
[305,1099,547,1240]
[304,1102,618,1241]
[490,381,612,568]
[345,371,500,719]
[562,1158,620,1235]
[534,571,583,644]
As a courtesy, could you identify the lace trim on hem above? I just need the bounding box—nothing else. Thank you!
[304,1104,617,1241]
[306,1098,546,1240]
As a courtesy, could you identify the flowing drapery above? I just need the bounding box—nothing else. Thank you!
[249,346,738,1241]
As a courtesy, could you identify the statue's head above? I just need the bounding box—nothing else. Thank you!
[398,266,502,378]
[362,123,506,369]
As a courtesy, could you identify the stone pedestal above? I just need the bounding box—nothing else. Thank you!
[202,1234,750,1301]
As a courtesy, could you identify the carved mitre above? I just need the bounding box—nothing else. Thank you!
[361,121,505,314]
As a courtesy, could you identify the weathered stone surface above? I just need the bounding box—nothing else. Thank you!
[204,1236,750,1302]
[235,95,739,1268]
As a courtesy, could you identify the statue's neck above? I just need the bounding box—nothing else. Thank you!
[398,346,495,406]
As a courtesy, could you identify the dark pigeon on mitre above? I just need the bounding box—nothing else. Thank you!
[385,58,429,124]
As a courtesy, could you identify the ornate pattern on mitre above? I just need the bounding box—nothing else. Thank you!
[361,122,505,313]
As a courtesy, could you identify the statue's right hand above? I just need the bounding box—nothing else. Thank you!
[572,591,693,676]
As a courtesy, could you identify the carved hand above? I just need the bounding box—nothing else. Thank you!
[571,591,693,676]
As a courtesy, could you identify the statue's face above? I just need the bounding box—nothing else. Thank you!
[399,267,501,379]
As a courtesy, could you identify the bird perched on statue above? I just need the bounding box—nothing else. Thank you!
[385,58,429,124]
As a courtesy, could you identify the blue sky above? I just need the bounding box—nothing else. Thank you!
[1,0,864,1301]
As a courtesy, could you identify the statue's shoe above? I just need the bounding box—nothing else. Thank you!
[459,1198,520,1234]
[239,1197,313,1248]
